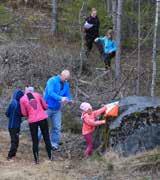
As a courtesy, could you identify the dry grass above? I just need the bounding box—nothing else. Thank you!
[0,129,159,180]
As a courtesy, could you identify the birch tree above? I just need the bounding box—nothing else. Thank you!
[115,0,123,81]
[136,0,141,95]
[51,0,58,33]
[78,0,88,77]
[112,0,117,32]
[151,0,160,96]
[105,0,111,16]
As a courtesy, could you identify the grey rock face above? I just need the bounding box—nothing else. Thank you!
[109,96,160,156]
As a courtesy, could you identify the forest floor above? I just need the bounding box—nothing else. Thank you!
[0,129,160,180]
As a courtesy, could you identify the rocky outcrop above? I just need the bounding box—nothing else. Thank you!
[108,96,160,156]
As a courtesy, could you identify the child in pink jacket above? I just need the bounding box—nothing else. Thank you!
[20,91,52,164]
[80,102,106,157]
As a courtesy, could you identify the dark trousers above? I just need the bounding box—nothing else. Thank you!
[8,128,20,159]
[85,36,95,52]
[29,119,52,162]
[85,34,99,53]
[102,51,116,67]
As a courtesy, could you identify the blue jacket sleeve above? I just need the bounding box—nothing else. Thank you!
[109,41,117,53]
[96,37,104,43]
[5,103,12,118]
[47,80,62,101]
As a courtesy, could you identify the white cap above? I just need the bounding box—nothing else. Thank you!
[25,86,34,93]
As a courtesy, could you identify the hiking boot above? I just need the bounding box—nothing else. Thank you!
[34,153,39,164]
[85,50,90,58]
[34,159,39,165]
[34,156,39,164]
[49,152,54,161]
[49,148,54,161]
[105,64,111,71]
[105,65,109,70]
[7,157,15,162]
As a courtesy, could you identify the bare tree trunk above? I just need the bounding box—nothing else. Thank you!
[115,0,123,81]
[136,0,141,95]
[151,0,160,97]
[78,0,88,77]
[112,0,117,32]
[107,0,110,13]
[105,0,111,16]
[51,0,58,33]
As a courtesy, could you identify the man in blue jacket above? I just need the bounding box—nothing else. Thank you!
[95,29,117,69]
[44,70,72,150]
[5,89,24,160]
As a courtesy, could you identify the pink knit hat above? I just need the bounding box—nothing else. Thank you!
[80,102,92,112]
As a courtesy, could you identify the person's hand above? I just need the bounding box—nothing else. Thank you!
[100,104,105,107]
[61,97,68,104]
[68,100,74,105]
[101,120,106,124]
[94,38,98,42]
[104,113,108,118]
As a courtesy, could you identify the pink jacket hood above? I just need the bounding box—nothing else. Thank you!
[20,92,48,124]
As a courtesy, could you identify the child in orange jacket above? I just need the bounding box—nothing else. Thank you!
[80,102,106,157]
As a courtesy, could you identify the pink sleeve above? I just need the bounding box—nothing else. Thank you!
[84,116,105,127]
[40,95,48,110]
[94,120,106,126]
[93,107,106,117]
[20,99,28,117]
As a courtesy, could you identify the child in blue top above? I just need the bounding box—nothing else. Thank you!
[5,89,24,160]
[95,29,117,69]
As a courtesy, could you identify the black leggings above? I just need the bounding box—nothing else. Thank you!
[102,51,116,67]
[85,35,99,52]
[8,128,20,159]
[85,37,94,52]
[29,119,52,162]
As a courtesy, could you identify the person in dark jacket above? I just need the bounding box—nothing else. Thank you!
[5,89,24,160]
[84,8,100,57]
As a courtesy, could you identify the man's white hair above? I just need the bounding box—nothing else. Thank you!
[61,70,70,79]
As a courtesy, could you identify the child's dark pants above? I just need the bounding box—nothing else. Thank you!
[8,128,20,159]
[102,51,116,68]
